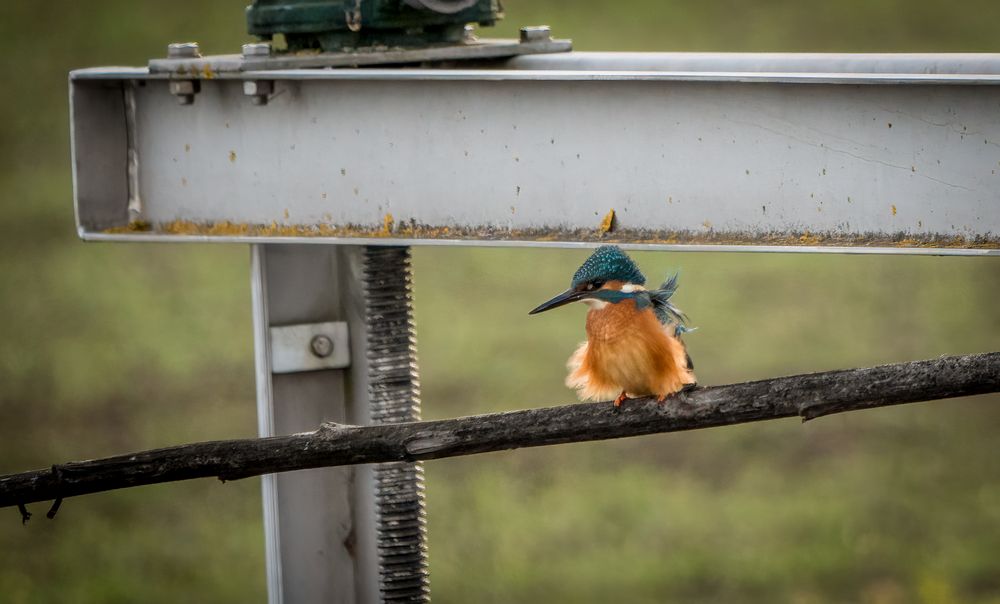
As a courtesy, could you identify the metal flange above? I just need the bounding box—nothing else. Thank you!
[148,31,571,75]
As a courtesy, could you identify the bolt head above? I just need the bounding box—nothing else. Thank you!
[169,80,200,105]
[243,42,272,58]
[310,335,334,358]
[169,80,198,95]
[168,42,200,59]
[519,25,552,44]
[243,80,274,96]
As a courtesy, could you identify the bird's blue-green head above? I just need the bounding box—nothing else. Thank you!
[529,245,646,315]
[570,245,646,289]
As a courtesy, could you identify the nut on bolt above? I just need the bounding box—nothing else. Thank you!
[167,43,202,105]
[169,79,200,105]
[167,42,201,59]
[310,334,334,358]
[242,42,272,58]
[519,26,552,44]
[243,80,274,105]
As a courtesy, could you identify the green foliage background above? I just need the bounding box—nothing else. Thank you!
[1,1,998,602]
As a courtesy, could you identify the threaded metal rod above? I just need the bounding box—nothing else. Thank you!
[362,246,430,603]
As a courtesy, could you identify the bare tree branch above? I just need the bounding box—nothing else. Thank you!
[2,353,998,514]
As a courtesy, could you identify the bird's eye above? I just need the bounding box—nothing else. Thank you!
[588,281,605,291]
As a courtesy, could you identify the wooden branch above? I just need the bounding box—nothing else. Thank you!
[2,353,998,512]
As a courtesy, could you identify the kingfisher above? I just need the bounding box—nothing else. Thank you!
[529,245,696,407]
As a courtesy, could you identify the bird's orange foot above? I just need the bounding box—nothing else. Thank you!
[656,394,667,404]
[613,391,629,408]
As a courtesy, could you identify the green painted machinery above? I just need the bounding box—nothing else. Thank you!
[246,0,503,50]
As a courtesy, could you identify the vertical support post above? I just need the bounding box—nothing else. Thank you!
[250,244,428,604]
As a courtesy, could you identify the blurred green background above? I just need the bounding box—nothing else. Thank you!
[1,1,999,602]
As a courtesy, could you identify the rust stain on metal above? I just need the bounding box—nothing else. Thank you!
[101,220,1000,249]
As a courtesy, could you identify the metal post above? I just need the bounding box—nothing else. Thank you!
[251,244,428,603]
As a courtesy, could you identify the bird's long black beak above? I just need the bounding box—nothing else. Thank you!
[529,288,588,315]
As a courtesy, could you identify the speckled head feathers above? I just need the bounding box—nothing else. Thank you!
[571,245,646,287]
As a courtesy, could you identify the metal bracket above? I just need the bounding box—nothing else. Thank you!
[148,36,571,75]
[269,321,350,373]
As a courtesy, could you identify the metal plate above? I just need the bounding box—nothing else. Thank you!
[148,38,572,74]
[269,321,350,373]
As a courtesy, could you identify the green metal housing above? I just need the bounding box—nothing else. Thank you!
[246,0,503,50]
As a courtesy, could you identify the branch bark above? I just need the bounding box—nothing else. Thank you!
[2,352,997,512]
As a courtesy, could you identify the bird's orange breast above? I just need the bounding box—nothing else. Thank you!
[566,299,695,400]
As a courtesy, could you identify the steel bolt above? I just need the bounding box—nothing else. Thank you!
[463,25,477,43]
[519,25,552,44]
[168,79,200,105]
[243,80,274,106]
[167,42,200,59]
[310,335,334,358]
[243,42,272,58]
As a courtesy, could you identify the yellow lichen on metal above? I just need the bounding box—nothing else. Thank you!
[99,220,1000,249]
[599,209,615,234]
[798,231,821,245]
[107,220,152,233]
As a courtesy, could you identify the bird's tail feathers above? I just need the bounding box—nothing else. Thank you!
[649,273,690,327]
[674,323,697,338]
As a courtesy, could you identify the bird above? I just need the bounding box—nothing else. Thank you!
[529,245,696,407]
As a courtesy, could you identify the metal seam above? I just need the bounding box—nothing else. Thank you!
[123,81,141,219]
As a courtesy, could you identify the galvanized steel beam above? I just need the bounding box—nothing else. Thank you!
[71,53,1000,255]
[251,244,379,604]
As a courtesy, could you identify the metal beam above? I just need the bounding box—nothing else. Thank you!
[250,244,428,604]
[70,54,1000,254]
[251,244,380,603]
